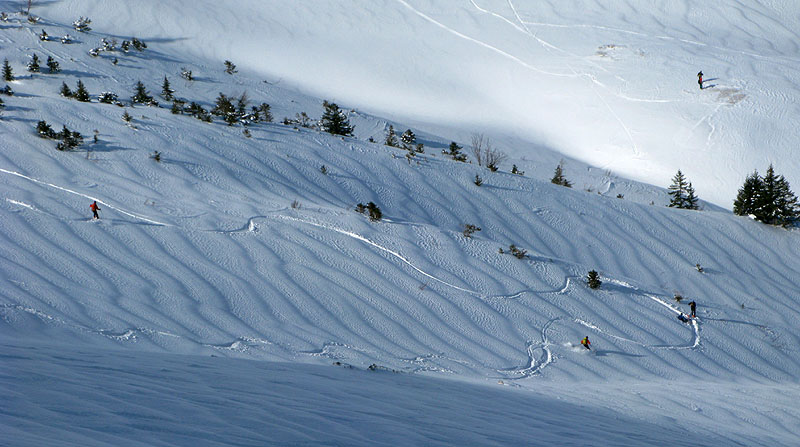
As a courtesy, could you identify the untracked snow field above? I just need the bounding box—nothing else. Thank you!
[1,1,800,445]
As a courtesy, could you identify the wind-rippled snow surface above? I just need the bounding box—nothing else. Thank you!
[1,1,799,445]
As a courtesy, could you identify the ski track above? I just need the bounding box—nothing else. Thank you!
[277,214,483,297]
[0,167,170,226]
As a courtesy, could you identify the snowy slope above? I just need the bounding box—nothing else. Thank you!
[39,0,800,208]
[1,1,800,445]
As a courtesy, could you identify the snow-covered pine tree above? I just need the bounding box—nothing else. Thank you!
[733,171,763,217]
[401,129,416,147]
[445,141,467,162]
[98,92,119,104]
[257,103,272,122]
[131,37,147,51]
[551,160,572,187]
[46,56,60,74]
[224,60,237,74]
[27,53,40,73]
[757,164,799,226]
[132,80,154,105]
[212,93,237,125]
[236,92,249,117]
[161,76,174,101]
[36,120,56,138]
[384,125,398,147]
[171,99,185,114]
[668,170,689,208]
[74,80,90,102]
[2,59,13,82]
[180,67,193,81]
[685,182,699,210]
[73,16,91,32]
[59,81,73,97]
[587,270,602,289]
[320,101,353,136]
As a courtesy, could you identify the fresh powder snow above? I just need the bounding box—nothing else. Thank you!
[1,1,799,446]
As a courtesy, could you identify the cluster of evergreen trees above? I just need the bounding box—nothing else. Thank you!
[733,165,799,227]
[36,120,83,151]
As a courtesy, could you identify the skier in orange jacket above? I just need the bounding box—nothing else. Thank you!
[90,201,100,219]
[581,336,591,350]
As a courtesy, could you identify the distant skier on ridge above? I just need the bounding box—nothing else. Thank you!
[697,71,704,89]
[581,336,591,350]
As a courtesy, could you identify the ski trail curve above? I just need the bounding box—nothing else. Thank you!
[277,215,482,297]
[497,317,558,380]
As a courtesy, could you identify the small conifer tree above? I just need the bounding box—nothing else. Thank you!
[257,103,272,122]
[161,76,174,101]
[366,202,382,221]
[46,56,60,74]
[73,16,91,32]
[98,92,119,104]
[684,182,699,210]
[73,80,90,102]
[474,174,483,186]
[2,59,13,82]
[384,125,398,147]
[401,129,416,148]
[60,81,73,97]
[224,60,237,74]
[462,224,481,238]
[122,110,132,123]
[587,270,602,289]
[27,53,40,73]
[212,92,237,124]
[36,120,56,138]
[320,101,353,136]
[180,68,193,81]
[171,99,185,114]
[757,164,799,226]
[551,160,572,187]
[131,37,147,51]
[733,171,762,216]
[132,80,153,104]
[445,141,467,162]
[668,170,691,208]
[236,92,249,117]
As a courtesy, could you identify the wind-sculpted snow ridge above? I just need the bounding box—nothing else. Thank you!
[1,2,800,445]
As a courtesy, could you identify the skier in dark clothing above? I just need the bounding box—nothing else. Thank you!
[688,301,696,318]
[697,71,703,89]
[581,336,591,350]
[90,201,100,219]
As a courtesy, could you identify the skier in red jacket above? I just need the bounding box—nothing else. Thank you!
[90,201,100,219]
[697,71,703,89]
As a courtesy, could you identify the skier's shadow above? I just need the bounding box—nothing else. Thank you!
[594,350,644,358]
[700,78,718,90]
